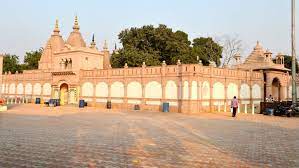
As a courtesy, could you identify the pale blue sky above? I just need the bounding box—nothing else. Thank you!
[0,0,298,62]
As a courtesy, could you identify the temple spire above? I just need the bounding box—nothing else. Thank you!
[254,40,262,50]
[73,15,80,31]
[103,40,108,50]
[53,19,60,34]
[90,34,96,48]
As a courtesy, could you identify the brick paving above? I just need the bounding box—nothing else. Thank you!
[0,104,298,168]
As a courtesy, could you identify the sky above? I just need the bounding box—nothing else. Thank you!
[0,0,298,62]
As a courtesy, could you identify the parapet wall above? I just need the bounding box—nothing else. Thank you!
[78,64,265,114]
[1,63,296,113]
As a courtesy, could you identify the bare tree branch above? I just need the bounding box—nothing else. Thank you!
[217,35,243,67]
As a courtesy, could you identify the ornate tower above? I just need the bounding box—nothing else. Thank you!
[90,34,96,49]
[38,19,64,70]
[103,40,110,69]
[66,16,86,47]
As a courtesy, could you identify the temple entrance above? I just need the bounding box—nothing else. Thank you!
[60,83,69,105]
[272,78,281,101]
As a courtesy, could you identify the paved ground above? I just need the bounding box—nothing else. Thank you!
[0,104,298,168]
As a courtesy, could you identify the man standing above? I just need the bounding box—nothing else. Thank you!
[231,96,239,117]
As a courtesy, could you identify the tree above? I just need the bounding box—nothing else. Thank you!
[218,35,243,67]
[3,54,22,74]
[111,24,195,68]
[192,37,223,66]
[23,48,43,70]
[111,48,161,68]
[280,55,299,73]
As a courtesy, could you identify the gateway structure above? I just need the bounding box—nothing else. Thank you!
[0,17,297,113]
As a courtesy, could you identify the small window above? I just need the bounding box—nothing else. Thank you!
[85,57,88,61]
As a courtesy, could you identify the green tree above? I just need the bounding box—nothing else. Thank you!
[23,48,43,70]
[280,55,299,73]
[111,24,193,68]
[3,54,22,74]
[111,48,161,68]
[111,24,223,68]
[192,37,223,66]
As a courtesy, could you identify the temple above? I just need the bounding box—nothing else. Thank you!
[0,17,297,113]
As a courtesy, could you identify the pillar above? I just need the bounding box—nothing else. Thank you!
[93,83,97,107]
[124,83,128,110]
[177,80,183,113]
[210,81,213,112]
[108,83,111,101]
[224,85,228,113]
[280,85,287,101]
[142,83,146,107]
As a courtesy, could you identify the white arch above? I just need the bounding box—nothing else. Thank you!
[202,81,210,99]
[96,82,108,97]
[252,84,261,99]
[9,83,16,94]
[111,81,124,98]
[33,83,42,95]
[240,83,250,99]
[183,81,189,99]
[191,81,197,100]
[43,83,51,96]
[227,83,238,99]
[165,80,177,99]
[213,82,224,99]
[145,81,162,99]
[82,82,94,97]
[17,83,24,95]
[127,81,142,98]
[25,83,32,95]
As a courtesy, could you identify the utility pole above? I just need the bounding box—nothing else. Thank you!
[291,0,297,110]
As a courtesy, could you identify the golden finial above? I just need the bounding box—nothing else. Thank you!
[75,16,78,25]
[73,15,80,31]
[55,19,59,29]
[53,19,60,33]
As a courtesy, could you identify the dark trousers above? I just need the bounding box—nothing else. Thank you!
[232,107,238,117]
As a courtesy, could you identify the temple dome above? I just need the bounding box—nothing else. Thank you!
[66,31,86,47]
[66,16,86,48]
[47,19,64,52]
[39,20,64,69]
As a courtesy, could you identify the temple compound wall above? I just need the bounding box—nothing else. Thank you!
[0,61,283,114]
[78,63,266,114]
[0,17,298,114]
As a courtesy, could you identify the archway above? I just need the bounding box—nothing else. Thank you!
[60,83,69,105]
[272,78,281,101]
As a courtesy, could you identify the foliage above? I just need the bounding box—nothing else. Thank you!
[192,37,223,66]
[3,54,22,74]
[2,49,43,74]
[281,55,299,73]
[111,24,222,68]
[23,48,43,70]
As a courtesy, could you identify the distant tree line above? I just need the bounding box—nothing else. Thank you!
[3,48,42,74]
